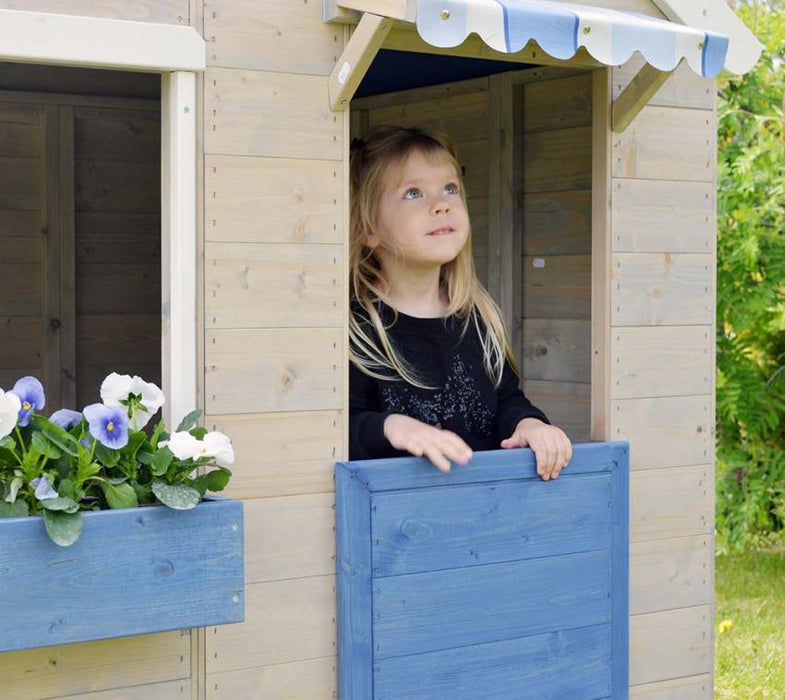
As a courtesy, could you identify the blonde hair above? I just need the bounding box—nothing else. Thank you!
[349,125,517,389]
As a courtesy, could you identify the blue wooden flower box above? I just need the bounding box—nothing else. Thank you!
[336,442,629,700]
[0,497,244,653]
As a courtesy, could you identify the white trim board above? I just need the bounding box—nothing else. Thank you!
[0,9,205,72]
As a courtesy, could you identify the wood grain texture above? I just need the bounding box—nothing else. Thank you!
[375,625,612,700]
[243,493,335,585]
[208,411,340,498]
[205,328,342,414]
[522,254,591,319]
[612,253,712,326]
[613,106,714,182]
[205,242,342,328]
[611,326,712,399]
[51,679,191,699]
[0,500,244,653]
[0,1,188,23]
[522,72,592,133]
[205,154,342,245]
[522,379,591,444]
[522,318,590,383]
[522,190,591,255]
[207,575,337,673]
[204,0,341,74]
[630,465,712,543]
[612,396,712,470]
[205,68,342,160]
[372,474,611,577]
[630,673,712,698]
[612,179,714,253]
[629,606,711,686]
[614,55,715,110]
[206,657,336,699]
[630,535,712,615]
[523,126,592,193]
[0,631,190,700]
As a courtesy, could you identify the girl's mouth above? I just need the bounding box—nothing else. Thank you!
[427,227,454,236]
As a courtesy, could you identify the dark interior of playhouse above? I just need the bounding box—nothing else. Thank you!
[0,63,162,410]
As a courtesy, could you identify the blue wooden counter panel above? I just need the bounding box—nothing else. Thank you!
[336,441,629,700]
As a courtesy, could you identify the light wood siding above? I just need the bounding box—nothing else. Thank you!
[0,1,188,23]
[202,2,342,696]
[521,72,593,443]
[611,60,717,696]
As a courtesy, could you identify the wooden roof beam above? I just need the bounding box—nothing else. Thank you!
[329,13,393,111]
[611,63,672,133]
[324,0,416,24]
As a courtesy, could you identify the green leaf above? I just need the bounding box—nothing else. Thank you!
[0,435,16,450]
[124,431,148,460]
[176,409,202,432]
[95,442,121,467]
[42,430,79,457]
[0,500,29,518]
[131,481,153,505]
[150,447,174,477]
[152,481,201,510]
[136,450,154,465]
[101,482,138,510]
[43,509,83,547]
[192,468,231,495]
[31,432,62,460]
[40,497,80,514]
[190,427,207,440]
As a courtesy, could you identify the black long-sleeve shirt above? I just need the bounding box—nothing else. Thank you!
[349,302,549,460]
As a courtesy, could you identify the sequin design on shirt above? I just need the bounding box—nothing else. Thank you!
[379,354,494,437]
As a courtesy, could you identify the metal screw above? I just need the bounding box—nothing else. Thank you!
[232,594,239,603]
[440,9,450,20]
[231,523,238,531]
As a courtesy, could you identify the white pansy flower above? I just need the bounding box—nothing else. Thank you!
[0,389,21,439]
[161,431,201,460]
[100,373,165,429]
[202,431,235,466]
[161,430,234,466]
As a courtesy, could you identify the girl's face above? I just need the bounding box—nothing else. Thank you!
[368,149,470,269]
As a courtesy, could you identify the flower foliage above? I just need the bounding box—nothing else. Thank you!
[716,1,785,551]
[0,373,233,547]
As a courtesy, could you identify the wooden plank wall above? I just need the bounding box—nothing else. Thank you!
[0,0,189,23]
[520,73,593,443]
[201,0,344,697]
[351,77,492,287]
[612,57,716,697]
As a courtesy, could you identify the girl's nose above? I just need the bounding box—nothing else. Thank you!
[431,197,450,215]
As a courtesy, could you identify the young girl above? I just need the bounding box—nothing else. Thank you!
[349,126,572,480]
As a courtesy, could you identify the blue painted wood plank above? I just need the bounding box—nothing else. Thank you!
[373,549,612,660]
[336,464,374,700]
[0,498,244,652]
[374,624,612,700]
[340,441,625,492]
[611,443,630,699]
[371,474,612,576]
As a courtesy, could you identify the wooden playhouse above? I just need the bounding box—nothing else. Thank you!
[0,0,761,697]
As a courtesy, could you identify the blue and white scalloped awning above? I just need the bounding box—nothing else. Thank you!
[417,0,729,78]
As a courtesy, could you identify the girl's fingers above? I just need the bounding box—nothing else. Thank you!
[423,445,452,473]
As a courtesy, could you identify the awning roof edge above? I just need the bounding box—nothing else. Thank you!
[415,0,728,79]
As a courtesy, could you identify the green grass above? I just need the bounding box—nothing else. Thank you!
[715,549,785,698]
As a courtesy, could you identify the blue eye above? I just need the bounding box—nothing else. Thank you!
[445,183,459,195]
[403,188,422,200]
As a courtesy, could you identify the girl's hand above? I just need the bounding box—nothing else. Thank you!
[501,417,572,481]
[383,414,472,473]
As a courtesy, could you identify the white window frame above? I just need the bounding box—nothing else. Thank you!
[0,9,204,427]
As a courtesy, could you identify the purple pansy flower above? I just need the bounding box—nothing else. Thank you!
[83,403,129,449]
[31,476,58,501]
[10,376,45,427]
[49,409,82,430]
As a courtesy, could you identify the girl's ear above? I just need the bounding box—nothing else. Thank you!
[365,233,381,249]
